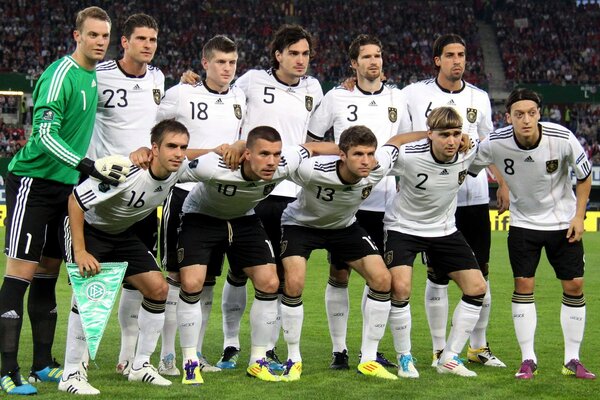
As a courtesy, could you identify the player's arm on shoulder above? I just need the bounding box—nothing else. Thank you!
[156,85,180,120]
[180,70,200,85]
[568,174,592,242]
[301,141,339,156]
[130,147,152,170]
[386,131,428,147]
[68,193,101,277]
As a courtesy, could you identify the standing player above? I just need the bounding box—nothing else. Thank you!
[401,33,506,367]
[384,106,486,378]
[86,13,165,377]
[156,35,245,375]
[60,120,192,394]
[307,34,410,370]
[469,88,594,380]
[174,126,337,383]
[184,24,323,370]
[0,7,124,396]
[279,126,428,381]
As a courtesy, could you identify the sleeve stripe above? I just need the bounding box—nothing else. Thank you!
[74,189,93,211]
[47,58,75,103]
[39,122,81,166]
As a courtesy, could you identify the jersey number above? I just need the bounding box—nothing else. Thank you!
[415,173,428,190]
[425,102,433,118]
[263,87,275,104]
[347,105,358,122]
[316,186,335,201]
[127,191,146,208]
[190,102,208,120]
[217,184,237,197]
[103,89,128,108]
[503,159,515,175]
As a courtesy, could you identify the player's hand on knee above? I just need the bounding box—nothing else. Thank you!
[181,69,200,84]
[129,146,152,170]
[77,156,130,186]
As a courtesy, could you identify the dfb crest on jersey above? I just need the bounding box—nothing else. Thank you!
[305,96,313,112]
[177,248,184,264]
[546,159,559,173]
[263,183,276,195]
[280,240,288,256]
[458,169,467,185]
[233,104,242,120]
[388,107,398,123]
[466,108,478,123]
[384,250,394,266]
[361,185,373,199]
[153,89,161,105]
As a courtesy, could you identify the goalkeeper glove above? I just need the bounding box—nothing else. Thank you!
[76,155,131,186]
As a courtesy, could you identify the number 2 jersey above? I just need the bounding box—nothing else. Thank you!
[87,60,165,159]
[469,122,591,230]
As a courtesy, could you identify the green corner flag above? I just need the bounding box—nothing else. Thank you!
[67,262,128,360]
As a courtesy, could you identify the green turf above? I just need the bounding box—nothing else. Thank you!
[2,231,598,399]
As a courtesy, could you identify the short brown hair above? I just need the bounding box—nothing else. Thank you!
[427,107,463,131]
[505,88,542,113]
[270,24,314,69]
[348,34,382,61]
[339,125,377,154]
[247,126,281,149]
[122,13,158,40]
[203,35,237,60]
[76,6,111,32]
[151,119,189,146]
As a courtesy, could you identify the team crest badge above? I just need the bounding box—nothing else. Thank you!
[458,170,467,185]
[280,240,288,256]
[305,96,313,112]
[177,248,184,264]
[546,159,559,173]
[263,183,276,195]
[384,250,394,266]
[466,108,478,123]
[388,107,398,123]
[233,104,242,120]
[153,89,161,105]
[361,185,373,199]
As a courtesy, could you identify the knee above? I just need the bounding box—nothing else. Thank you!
[255,275,279,294]
[368,270,391,292]
[284,276,304,298]
[329,265,349,284]
[144,280,168,301]
[181,275,204,294]
[562,279,584,296]
[391,278,411,300]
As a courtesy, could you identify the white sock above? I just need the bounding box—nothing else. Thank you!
[561,295,586,364]
[360,293,390,363]
[249,295,277,364]
[222,280,247,349]
[133,300,165,370]
[266,293,282,350]
[512,295,537,362]
[389,301,411,356]
[281,301,303,362]
[424,279,448,352]
[325,281,349,353]
[161,281,179,359]
[470,281,491,349]
[177,290,202,362]
[443,300,481,361]
[118,286,143,362]
[196,284,214,355]
[64,304,87,377]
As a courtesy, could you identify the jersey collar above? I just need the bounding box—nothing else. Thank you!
[335,160,360,185]
[356,82,384,95]
[203,79,230,95]
[148,165,170,181]
[116,59,147,79]
[271,68,301,87]
[435,77,465,94]
[430,145,459,164]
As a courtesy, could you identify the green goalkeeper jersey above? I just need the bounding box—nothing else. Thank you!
[9,55,99,184]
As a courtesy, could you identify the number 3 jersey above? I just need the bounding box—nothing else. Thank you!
[87,60,165,159]
[384,142,479,237]
[282,145,399,230]
[469,122,591,230]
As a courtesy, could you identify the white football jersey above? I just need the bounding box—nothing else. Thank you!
[181,146,310,219]
[235,69,323,198]
[402,78,493,206]
[88,60,165,159]
[470,122,591,230]
[282,145,399,229]
[157,80,246,191]
[308,83,411,212]
[384,142,479,237]
[74,162,186,234]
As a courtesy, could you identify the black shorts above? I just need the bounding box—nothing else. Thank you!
[177,213,273,274]
[329,210,384,270]
[254,195,294,267]
[4,173,72,262]
[455,204,491,267]
[160,187,225,275]
[280,223,380,262]
[64,221,161,278]
[507,226,585,280]
[384,230,480,276]
[132,211,159,256]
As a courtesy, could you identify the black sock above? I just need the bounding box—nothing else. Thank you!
[28,274,59,371]
[0,276,30,376]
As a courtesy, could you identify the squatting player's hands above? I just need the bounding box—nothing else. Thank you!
[221,140,246,170]
[75,250,101,278]
[459,134,473,153]
[181,70,200,85]
[130,146,152,170]
[567,216,585,243]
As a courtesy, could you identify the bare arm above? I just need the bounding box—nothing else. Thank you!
[301,141,340,156]
[68,194,101,277]
[385,131,428,148]
[489,164,510,215]
[568,175,591,242]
